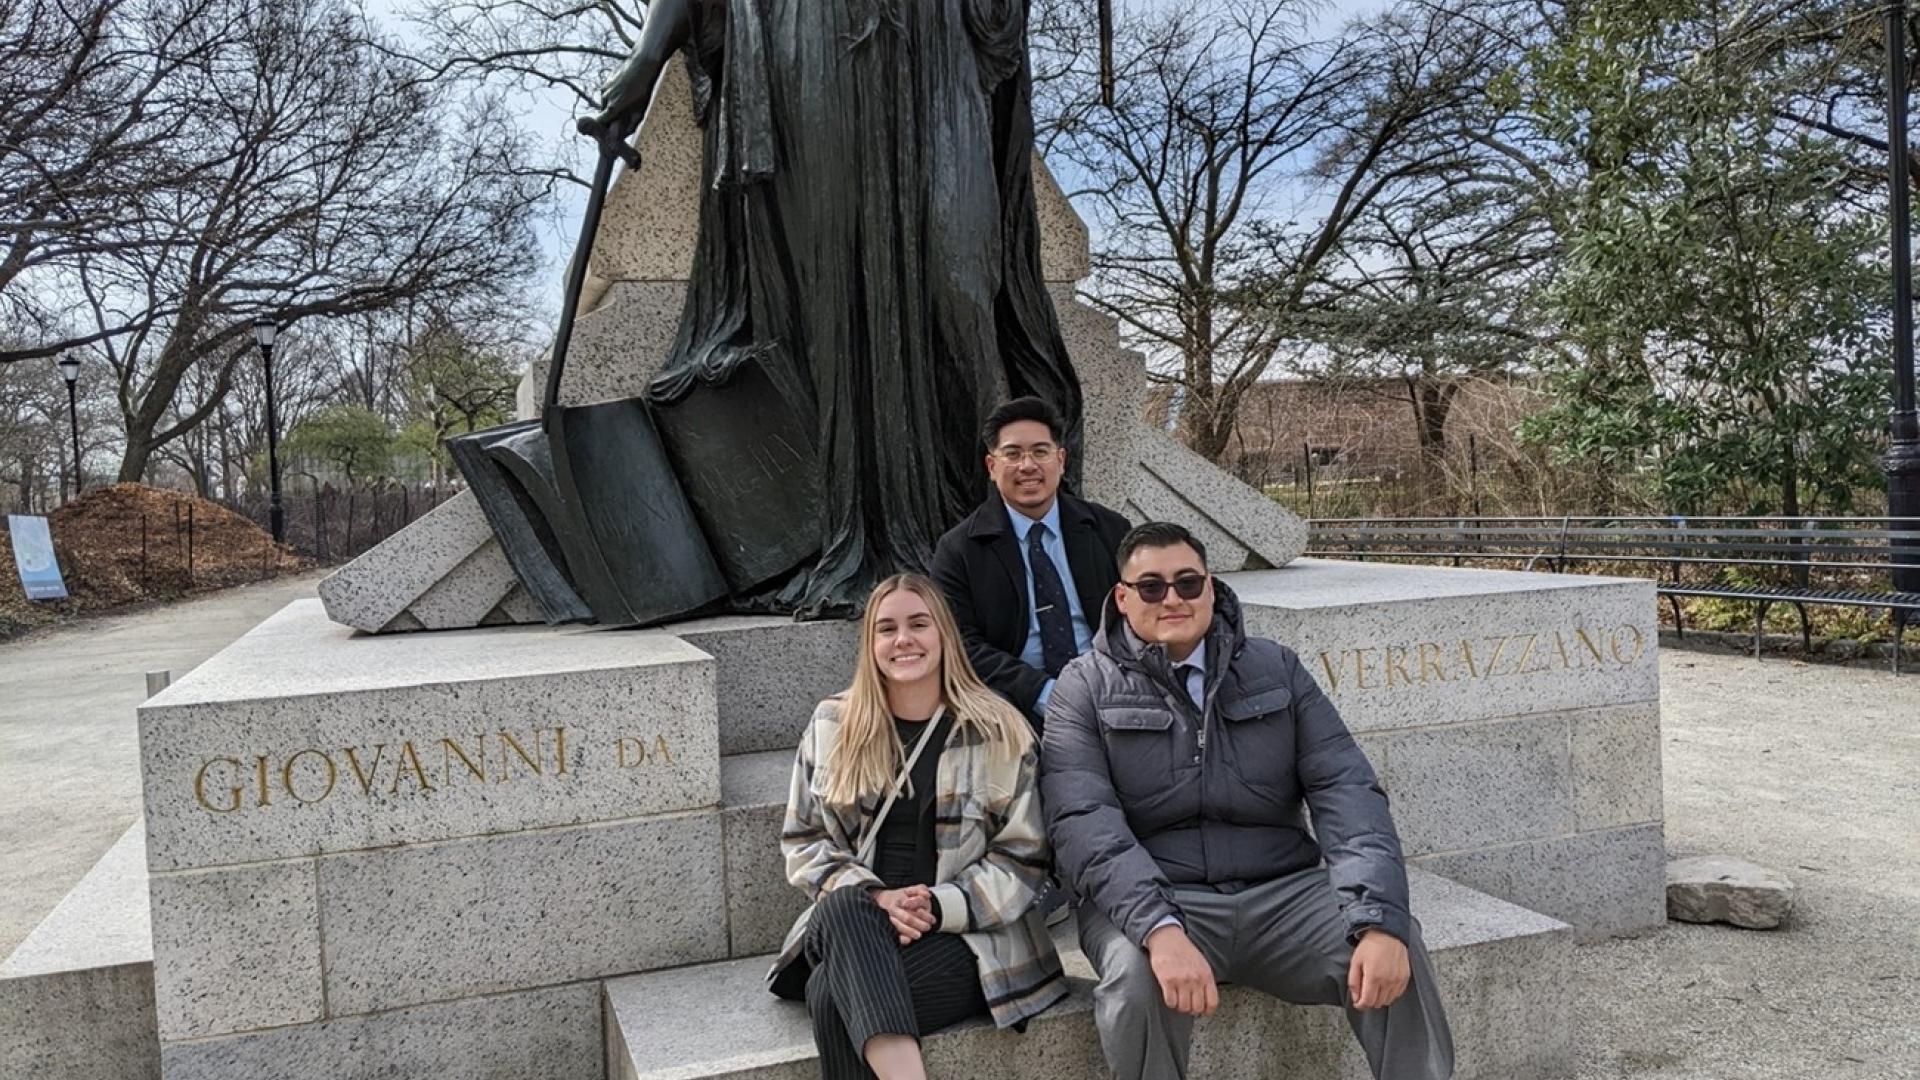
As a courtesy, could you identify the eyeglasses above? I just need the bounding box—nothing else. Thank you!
[1120,573,1208,604]
[993,443,1058,465]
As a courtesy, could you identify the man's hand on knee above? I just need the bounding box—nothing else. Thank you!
[1348,929,1410,1010]
[1145,923,1218,1016]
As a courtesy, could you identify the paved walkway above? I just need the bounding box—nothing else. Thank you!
[1574,648,1919,1079]
[0,573,324,955]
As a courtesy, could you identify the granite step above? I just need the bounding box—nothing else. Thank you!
[605,868,1573,1080]
[0,822,159,1080]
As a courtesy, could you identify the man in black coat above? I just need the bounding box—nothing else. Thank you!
[931,397,1132,731]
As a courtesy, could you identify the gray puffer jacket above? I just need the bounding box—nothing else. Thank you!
[1040,579,1411,948]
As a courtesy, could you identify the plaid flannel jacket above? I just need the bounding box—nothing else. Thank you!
[772,698,1069,1028]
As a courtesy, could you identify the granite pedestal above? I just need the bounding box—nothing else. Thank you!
[34,556,1664,1080]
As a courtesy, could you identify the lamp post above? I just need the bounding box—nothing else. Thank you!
[55,353,82,501]
[252,317,285,544]
[1888,1,1920,591]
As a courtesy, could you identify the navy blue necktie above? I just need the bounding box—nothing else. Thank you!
[1028,523,1078,677]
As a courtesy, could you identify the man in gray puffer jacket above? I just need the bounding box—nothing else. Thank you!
[1041,521,1453,1080]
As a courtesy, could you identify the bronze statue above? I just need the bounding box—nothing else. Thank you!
[458,0,1082,626]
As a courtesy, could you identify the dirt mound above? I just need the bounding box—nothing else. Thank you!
[2,483,304,637]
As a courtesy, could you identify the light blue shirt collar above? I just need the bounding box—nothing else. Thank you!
[1003,498,1062,545]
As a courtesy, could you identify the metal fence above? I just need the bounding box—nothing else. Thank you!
[221,482,457,564]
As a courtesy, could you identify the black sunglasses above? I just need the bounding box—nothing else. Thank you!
[1120,573,1208,604]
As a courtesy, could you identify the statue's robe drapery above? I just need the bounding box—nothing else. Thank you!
[647,0,1080,618]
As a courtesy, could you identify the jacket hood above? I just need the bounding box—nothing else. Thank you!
[1094,574,1248,683]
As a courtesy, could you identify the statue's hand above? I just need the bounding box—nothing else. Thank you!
[591,0,693,132]
[594,60,656,133]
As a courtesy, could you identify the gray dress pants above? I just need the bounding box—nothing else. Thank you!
[1078,866,1453,1080]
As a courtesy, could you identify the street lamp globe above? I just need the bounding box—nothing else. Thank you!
[252,316,277,352]
[56,354,80,385]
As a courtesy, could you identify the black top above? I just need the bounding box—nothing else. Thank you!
[872,712,954,889]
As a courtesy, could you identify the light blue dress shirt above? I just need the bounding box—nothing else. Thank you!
[1005,500,1093,709]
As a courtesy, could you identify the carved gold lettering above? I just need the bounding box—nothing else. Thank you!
[1482,635,1511,679]
[343,744,387,796]
[1384,645,1413,688]
[1457,639,1480,679]
[1318,652,1345,693]
[1552,630,1573,670]
[254,755,272,807]
[554,727,569,774]
[1610,624,1646,665]
[1353,648,1379,690]
[1574,627,1607,665]
[497,730,544,780]
[616,737,650,767]
[652,735,673,764]
[194,758,246,813]
[390,741,435,794]
[281,749,338,805]
[1417,642,1448,683]
[1513,633,1551,676]
[439,735,488,786]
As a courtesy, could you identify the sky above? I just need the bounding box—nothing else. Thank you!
[364,0,1403,325]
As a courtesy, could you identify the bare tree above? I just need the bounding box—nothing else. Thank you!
[0,0,233,327]
[1036,0,1483,461]
[1,0,551,481]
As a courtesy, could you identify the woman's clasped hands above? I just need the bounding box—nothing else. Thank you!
[870,886,937,945]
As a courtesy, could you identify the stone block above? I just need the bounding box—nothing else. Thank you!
[405,537,518,630]
[0,966,158,1080]
[160,980,601,1080]
[148,859,322,1040]
[491,584,544,625]
[672,616,861,756]
[0,823,158,1080]
[720,750,806,957]
[1228,561,1661,734]
[139,600,719,870]
[1033,156,1089,283]
[1049,287,1141,515]
[1571,701,1664,831]
[319,813,727,1014]
[1378,715,1575,856]
[316,491,493,633]
[1127,471,1255,570]
[606,868,1569,1080]
[1413,823,1667,939]
[1133,428,1308,568]
[524,280,689,417]
[1666,855,1795,929]
[3,821,151,979]
[591,63,703,286]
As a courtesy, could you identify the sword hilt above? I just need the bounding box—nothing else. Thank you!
[577,115,643,170]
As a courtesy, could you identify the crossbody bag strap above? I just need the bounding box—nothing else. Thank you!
[852,705,946,866]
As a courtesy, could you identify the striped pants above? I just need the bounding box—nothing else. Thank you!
[805,886,988,1080]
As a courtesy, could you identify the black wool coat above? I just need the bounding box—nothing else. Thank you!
[930,491,1132,724]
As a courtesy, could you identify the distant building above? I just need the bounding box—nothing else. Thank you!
[1149,376,1547,488]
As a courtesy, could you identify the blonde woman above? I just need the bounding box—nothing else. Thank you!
[770,574,1068,1079]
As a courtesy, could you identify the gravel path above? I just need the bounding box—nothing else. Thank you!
[1573,647,1920,1079]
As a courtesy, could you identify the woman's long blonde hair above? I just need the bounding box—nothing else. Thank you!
[822,573,1033,807]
